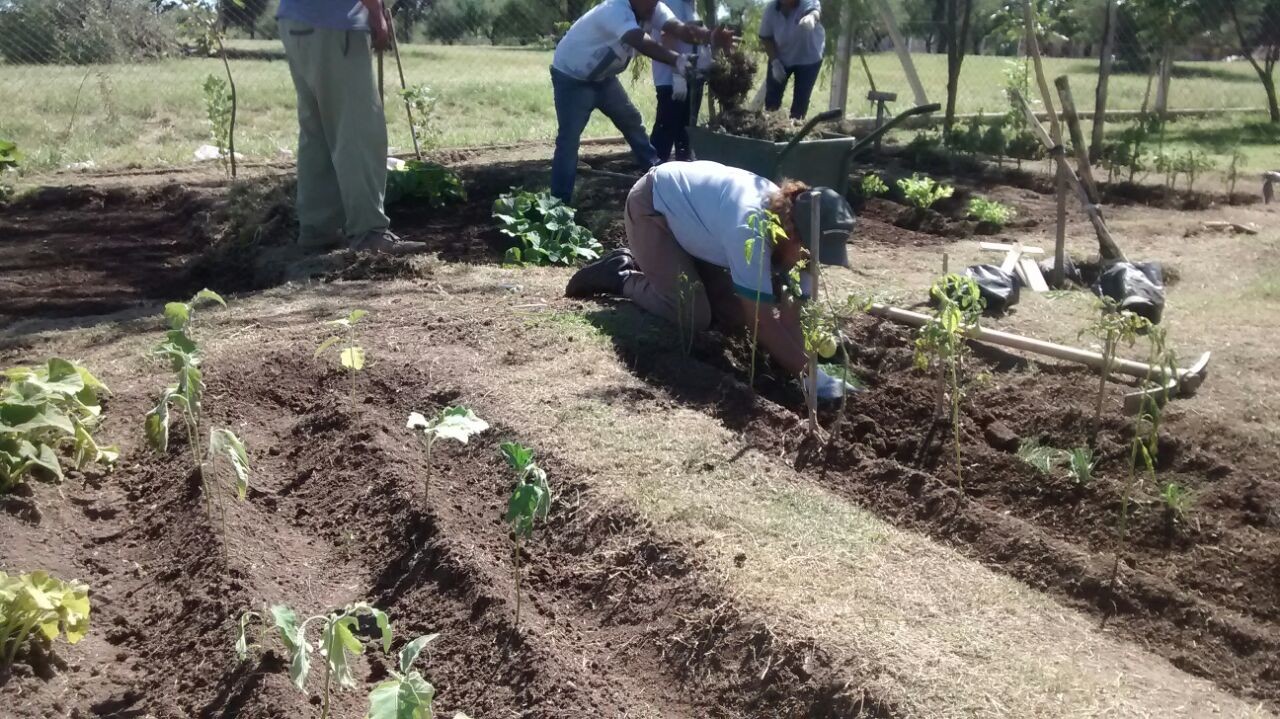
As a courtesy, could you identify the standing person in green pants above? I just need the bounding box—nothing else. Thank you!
[277,0,426,254]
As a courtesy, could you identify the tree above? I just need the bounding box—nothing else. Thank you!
[1127,0,1201,114]
[219,0,269,38]
[942,0,975,134]
[1223,0,1280,122]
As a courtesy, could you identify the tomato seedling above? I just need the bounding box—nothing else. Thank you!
[743,209,788,391]
[406,406,489,499]
[1079,297,1149,444]
[0,570,90,669]
[316,310,367,410]
[914,274,984,489]
[501,441,551,627]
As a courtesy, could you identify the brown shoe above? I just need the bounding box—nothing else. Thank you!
[350,230,429,255]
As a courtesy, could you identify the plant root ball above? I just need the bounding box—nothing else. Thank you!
[708,47,756,109]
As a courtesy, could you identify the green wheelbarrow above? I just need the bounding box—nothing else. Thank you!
[687,103,941,194]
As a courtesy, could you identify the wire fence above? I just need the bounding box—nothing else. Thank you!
[0,0,1275,172]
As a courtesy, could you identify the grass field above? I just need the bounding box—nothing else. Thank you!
[0,40,1274,174]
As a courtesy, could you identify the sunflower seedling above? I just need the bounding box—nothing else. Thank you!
[316,310,367,409]
[743,209,788,390]
[406,406,488,499]
[367,631,442,719]
[0,570,90,669]
[914,274,984,489]
[501,442,551,627]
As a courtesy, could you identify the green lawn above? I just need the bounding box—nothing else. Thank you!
[0,41,1273,174]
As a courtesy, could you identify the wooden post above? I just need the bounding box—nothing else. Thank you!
[829,6,855,112]
[1023,0,1066,286]
[1054,76,1100,204]
[1089,0,1117,161]
[871,0,929,106]
[1053,166,1068,288]
[806,191,822,433]
[1012,90,1127,262]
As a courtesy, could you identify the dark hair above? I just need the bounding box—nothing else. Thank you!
[765,178,810,244]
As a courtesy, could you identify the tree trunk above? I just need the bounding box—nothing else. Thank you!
[1224,0,1280,123]
[1153,44,1172,115]
[829,7,855,112]
[1089,0,1116,161]
[943,0,972,136]
[1263,64,1280,122]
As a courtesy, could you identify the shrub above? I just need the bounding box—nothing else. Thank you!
[0,0,176,64]
[967,197,1015,226]
[897,174,954,210]
[494,190,602,266]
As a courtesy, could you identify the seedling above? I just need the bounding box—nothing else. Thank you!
[501,442,551,627]
[315,309,367,409]
[367,632,442,719]
[914,274,984,488]
[386,160,466,209]
[1079,298,1149,444]
[406,406,488,499]
[675,272,702,357]
[967,197,1015,226]
[860,173,888,197]
[0,139,18,202]
[146,291,249,529]
[494,190,603,266]
[1226,149,1244,196]
[202,73,234,177]
[896,174,955,210]
[399,84,443,153]
[178,0,237,177]
[1068,447,1096,486]
[1176,148,1214,193]
[1,358,117,494]
[744,209,788,390]
[0,570,90,669]
[1158,481,1192,523]
[1016,438,1069,475]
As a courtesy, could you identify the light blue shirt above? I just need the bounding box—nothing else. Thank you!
[552,0,676,82]
[277,0,369,31]
[759,0,825,67]
[652,0,698,87]
[651,161,780,303]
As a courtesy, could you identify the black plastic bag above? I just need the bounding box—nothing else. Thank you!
[963,264,1021,316]
[1094,262,1165,324]
[1038,256,1084,286]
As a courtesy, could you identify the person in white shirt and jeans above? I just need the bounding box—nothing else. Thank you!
[649,0,699,162]
[549,0,729,203]
[759,0,826,119]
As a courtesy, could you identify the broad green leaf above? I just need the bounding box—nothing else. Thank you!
[29,443,64,482]
[209,429,250,500]
[340,347,366,371]
[406,412,429,430]
[499,442,533,472]
[270,605,311,691]
[314,335,342,359]
[367,673,435,719]
[324,616,362,689]
[144,394,171,453]
[72,422,117,470]
[347,309,368,324]
[505,483,545,537]
[398,633,440,674]
[369,606,392,654]
[428,407,488,444]
[191,288,226,308]
[164,302,192,330]
[235,611,259,661]
[0,402,76,437]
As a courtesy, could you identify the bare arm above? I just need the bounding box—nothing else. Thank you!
[623,28,681,66]
[739,298,808,376]
[360,0,390,50]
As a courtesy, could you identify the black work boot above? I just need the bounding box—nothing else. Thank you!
[565,249,635,298]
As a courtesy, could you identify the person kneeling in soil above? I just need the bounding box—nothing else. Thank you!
[550,0,731,203]
[565,160,858,400]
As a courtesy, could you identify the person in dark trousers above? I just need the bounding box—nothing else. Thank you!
[760,0,825,119]
[549,0,730,204]
[649,0,699,162]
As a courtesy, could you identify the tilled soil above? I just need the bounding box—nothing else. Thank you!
[0,348,895,718]
[595,308,1280,710]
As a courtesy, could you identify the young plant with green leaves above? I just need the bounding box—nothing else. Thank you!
[494,190,603,266]
[914,274,985,488]
[1176,148,1214,193]
[1226,149,1244,196]
[406,406,488,499]
[146,290,249,524]
[0,139,19,202]
[896,174,955,210]
[0,570,90,669]
[386,160,466,209]
[743,208,789,390]
[178,0,238,177]
[315,310,367,408]
[860,173,888,197]
[202,73,234,177]
[1079,298,1150,444]
[501,442,551,627]
[399,84,443,153]
[1068,447,1096,486]
[1158,481,1192,525]
[1,359,117,494]
[675,271,702,357]
[967,197,1015,226]
[1016,438,1069,475]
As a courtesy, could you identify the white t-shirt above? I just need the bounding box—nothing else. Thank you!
[553,0,676,82]
[652,0,698,87]
[651,161,780,303]
[759,0,825,67]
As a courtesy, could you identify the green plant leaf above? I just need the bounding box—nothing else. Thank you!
[324,616,362,689]
[367,673,435,719]
[430,407,488,444]
[209,428,250,500]
[144,394,171,453]
[499,442,533,472]
[191,288,226,308]
[164,302,192,330]
[347,309,368,325]
[235,611,259,662]
[315,336,342,359]
[398,633,440,674]
[340,347,366,371]
[270,605,310,691]
[505,483,545,537]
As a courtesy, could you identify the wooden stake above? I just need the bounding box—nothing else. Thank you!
[805,191,822,433]
[871,0,929,106]
[1054,75,1101,204]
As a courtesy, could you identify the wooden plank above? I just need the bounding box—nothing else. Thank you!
[999,250,1021,274]
[981,241,1045,254]
[1018,257,1051,292]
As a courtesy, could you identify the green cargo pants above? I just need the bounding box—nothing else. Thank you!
[280,18,389,249]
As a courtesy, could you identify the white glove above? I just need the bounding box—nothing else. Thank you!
[799,13,819,30]
[770,58,787,83]
[672,74,689,101]
[815,367,858,401]
[674,53,691,77]
[696,44,714,72]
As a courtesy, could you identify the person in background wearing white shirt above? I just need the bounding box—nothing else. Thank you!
[550,0,730,203]
[759,0,825,119]
[649,0,699,162]
[564,160,859,401]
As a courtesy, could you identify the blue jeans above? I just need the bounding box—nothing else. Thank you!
[765,61,822,119]
[551,68,659,203]
[651,85,691,162]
